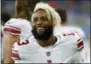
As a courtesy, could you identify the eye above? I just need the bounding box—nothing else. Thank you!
[33,17,38,23]
[41,17,48,21]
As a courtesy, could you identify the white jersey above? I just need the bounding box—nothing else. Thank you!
[2,18,32,61]
[12,33,84,63]
[54,26,85,39]
[3,18,32,40]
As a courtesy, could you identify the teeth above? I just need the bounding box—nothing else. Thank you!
[37,28,45,35]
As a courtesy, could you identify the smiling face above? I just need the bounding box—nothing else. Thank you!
[31,9,54,40]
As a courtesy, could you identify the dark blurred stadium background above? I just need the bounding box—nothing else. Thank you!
[1,0,90,40]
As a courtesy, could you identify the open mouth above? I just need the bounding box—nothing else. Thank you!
[36,28,45,35]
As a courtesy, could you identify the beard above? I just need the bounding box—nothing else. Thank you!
[32,27,53,41]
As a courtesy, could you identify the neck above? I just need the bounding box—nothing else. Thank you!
[36,35,56,47]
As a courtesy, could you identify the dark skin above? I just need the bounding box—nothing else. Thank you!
[32,9,56,47]
[3,0,41,63]
[3,9,56,63]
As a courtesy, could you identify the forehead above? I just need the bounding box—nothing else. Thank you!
[33,9,47,17]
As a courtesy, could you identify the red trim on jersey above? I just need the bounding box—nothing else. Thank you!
[77,40,84,51]
[63,33,75,36]
[4,28,21,34]
[79,46,84,51]
[5,25,20,30]
[12,52,20,59]
[78,41,83,48]
[17,40,29,46]
[47,60,52,64]
[77,38,81,42]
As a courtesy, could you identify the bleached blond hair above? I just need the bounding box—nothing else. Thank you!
[31,2,62,27]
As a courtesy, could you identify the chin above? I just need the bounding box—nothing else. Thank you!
[32,27,53,40]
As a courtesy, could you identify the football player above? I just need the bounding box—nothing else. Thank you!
[2,0,40,63]
[55,9,90,63]
[3,2,84,63]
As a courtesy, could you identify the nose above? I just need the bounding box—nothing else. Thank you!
[36,19,43,26]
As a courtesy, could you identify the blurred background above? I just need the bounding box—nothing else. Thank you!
[1,0,90,63]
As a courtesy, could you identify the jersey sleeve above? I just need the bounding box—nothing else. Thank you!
[3,18,32,40]
[63,32,84,63]
[71,33,84,63]
[74,33,84,51]
[3,20,21,35]
[63,32,84,51]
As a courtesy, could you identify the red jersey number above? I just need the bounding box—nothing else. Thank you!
[17,40,29,45]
